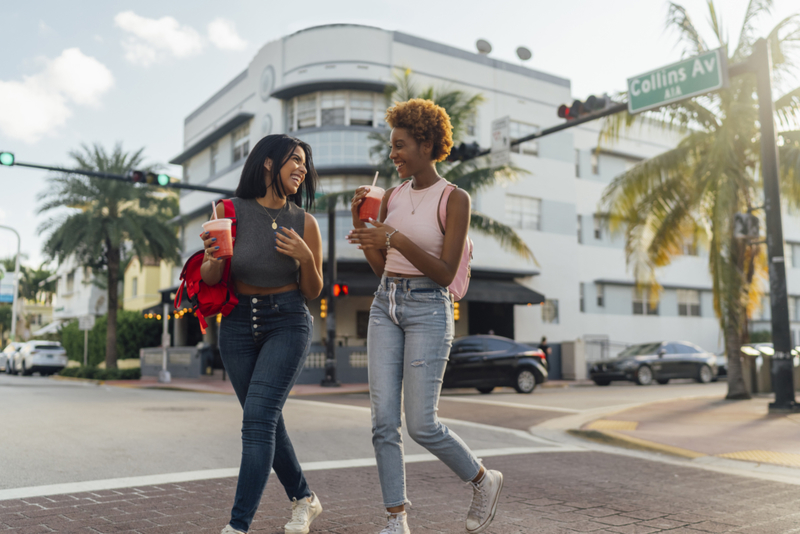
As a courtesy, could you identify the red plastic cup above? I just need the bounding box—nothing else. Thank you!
[202,219,233,259]
[358,186,385,222]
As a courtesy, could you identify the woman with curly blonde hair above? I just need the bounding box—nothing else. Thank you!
[348,99,503,534]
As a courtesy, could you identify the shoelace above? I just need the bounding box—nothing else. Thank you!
[289,498,310,524]
[468,479,488,519]
[380,513,402,534]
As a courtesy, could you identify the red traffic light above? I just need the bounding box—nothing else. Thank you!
[332,283,349,297]
[557,94,613,121]
[557,105,570,119]
[127,170,145,183]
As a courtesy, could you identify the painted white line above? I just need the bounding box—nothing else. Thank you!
[0,446,583,501]
[439,396,582,414]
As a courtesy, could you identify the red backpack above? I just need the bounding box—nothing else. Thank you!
[174,199,238,333]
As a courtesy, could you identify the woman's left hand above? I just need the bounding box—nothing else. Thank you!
[276,227,312,262]
[347,219,396,250]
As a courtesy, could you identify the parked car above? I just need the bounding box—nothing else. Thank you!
[1,342,23,373]
[15,341,68,376]
[714,352,727,379]
[589,341,717,386]
[443,335,548,394]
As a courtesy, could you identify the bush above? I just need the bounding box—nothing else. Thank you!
[60,310,162,366]
[749,330,772,343]
[59,366,141,380]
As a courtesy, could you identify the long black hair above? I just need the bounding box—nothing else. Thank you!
[235,134,317,210]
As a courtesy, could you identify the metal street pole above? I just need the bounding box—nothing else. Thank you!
[321,202,340,387]
[159,302,171,383]
[83,329,89,367]
[0,225,21,341]
[752,38,799,413]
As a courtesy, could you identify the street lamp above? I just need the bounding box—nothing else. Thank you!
[0,225,21,341]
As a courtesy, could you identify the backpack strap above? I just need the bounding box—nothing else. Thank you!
[220,199,237,239]
[387,181,411,213]
[437,184,457,235]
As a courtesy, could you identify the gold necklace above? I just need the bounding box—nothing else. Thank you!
[261,202,285,229]
[408,178,439,215]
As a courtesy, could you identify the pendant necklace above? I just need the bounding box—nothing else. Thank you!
[261,202,285,229]
[408,178,439,215]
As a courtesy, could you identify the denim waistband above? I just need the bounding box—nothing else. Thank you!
[236,289,305,307]
[379,275,445,292]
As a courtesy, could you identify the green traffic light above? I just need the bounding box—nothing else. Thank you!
[157,173,170,186]
[0,152,15,166]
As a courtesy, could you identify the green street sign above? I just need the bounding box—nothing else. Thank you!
[627,48,728,114]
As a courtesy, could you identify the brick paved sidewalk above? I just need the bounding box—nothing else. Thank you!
[3,451,800,533]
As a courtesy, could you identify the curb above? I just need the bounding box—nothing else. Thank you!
[567,428,706,459]
[50,375,105,385]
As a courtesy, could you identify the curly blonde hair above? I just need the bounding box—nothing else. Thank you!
[385,98,454,162]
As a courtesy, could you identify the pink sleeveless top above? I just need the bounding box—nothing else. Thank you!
[384,178,448,276]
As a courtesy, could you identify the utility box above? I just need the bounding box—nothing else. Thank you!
[140,347,204,379]
[561,338,587,380]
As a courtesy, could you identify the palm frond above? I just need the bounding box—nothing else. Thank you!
[706,0,727,49]
[734,0,773,59]
[775,86,800,128]
[469,210,537,264]
[441,157,526,194]
[667,2,708,56]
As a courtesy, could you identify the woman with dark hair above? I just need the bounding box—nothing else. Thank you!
[348,100,503,534]
[201,134,324,534]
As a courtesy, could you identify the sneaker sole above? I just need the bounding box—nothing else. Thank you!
[466,472,504,534]
[285,503,323,534]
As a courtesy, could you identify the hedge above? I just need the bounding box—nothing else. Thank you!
[59,366,141,380]
[60,310,162,366]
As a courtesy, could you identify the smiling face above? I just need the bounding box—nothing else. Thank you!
[265,145,307,198]
[389,128,433,179]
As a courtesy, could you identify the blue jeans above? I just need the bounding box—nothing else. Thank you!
[368,276,482,508]
[219,290,313,532]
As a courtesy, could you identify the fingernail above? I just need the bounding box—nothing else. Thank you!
[215,246,219,250]
[212,238,216,242]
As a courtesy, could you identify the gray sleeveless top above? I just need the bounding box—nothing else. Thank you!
[230,198,306,288]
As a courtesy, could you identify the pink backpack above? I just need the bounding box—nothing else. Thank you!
[388,181,473,301]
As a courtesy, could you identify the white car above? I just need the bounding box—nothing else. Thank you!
[2,342,23,373]
[16,341,68,376]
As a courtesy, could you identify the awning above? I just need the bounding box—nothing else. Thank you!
[33,320,63,336]
[463,279,545,304]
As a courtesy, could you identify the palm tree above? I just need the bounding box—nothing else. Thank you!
[600,1,800,399]
[38,143,180,369]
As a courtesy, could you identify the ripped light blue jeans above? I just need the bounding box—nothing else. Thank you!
[368,275,482,508]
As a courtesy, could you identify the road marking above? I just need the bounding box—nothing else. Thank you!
[439,396,582,414]
[0,446,585,501]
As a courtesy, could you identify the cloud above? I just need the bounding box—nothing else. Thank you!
[0,48,114,143]
[208,18,247,51]
[114,11,203,66]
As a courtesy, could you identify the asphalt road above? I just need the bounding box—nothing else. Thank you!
[0,374,727,491]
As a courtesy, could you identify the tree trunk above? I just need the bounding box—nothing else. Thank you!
[725,234,751,400]
[105,242,119,370]
[725,323,751,399]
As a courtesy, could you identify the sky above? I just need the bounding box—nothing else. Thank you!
[0,0,797,268]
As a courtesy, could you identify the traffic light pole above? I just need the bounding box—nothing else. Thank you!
[321,202,340,387]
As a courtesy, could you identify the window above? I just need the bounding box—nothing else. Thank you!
[633,288,658,315]
[596,284,605,307]
[356,311,369,339]
[452,339,484,354]
[289,91,382,131]
[505,194,541,230]
[580,283,585,312]
[593,215,603,240]
[131,277,138,297]
[677,289,701,316]
[320,91,346,126]
[232,123,250,163]
[66,271,75,293]
[485,339,515,352]
[183,163,190,184]
[575,149,580,178]
[577,215,583,243]
[465,113,477,137]
[542,299,559,324]
[785,243,796,269]
[509,121,538,156]
[210,143,219,176]
[676,343,700,354]
[683,237,698,256]
[791,297,797,322]
[591,151,599,174]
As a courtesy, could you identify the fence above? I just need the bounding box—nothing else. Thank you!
[583,335,631,364]
[295,344,369,384]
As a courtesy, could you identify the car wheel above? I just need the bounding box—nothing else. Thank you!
[634,365,654,386]
[656,379,670,385]
[514,369,537,394]
[476,387,495,394]
[696,364,713,384]
[593,379,611,386]
[20,361,27,376]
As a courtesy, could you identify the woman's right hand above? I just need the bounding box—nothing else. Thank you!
[201,232,226,265]
[351,187,369,228]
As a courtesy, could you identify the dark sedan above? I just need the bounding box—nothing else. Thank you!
[443,335,548,394]
[589,341,717,386]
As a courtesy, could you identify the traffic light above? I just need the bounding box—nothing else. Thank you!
[333,283,349,297]
[127,170,173,186]
[447,141,482,162]
[454,301,460,321]
[557,94,613,120]
[320,298,328,318]
[0,152,15,166]
[128,170,146,183]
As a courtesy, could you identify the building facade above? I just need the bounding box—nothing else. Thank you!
[171,23,772,362]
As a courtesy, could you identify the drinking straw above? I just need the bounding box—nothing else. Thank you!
[371,171,379,188]
[211,201,218,219]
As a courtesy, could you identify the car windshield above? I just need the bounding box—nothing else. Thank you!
[617,342,662,358]
[34,344,61,350]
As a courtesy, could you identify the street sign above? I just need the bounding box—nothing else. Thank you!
[491,116,511,167]
[627,47,728,114]
[78,315,95,331]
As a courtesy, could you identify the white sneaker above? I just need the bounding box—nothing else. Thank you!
[285,492,323,534]
[466,469,503,534]
[380,511,410,534]
[221,526,245,534]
